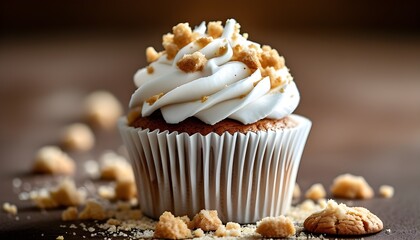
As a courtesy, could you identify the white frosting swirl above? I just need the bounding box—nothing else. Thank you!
[129,19,300,125]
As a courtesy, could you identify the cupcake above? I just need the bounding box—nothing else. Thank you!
[118,19,311,223]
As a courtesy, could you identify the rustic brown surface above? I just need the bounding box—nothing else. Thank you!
[0,29,419,239]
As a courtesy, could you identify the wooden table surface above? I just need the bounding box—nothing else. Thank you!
[0,29,419,239]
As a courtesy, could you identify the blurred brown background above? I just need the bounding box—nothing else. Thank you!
[1,1,420,238]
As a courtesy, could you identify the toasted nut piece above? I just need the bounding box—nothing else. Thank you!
[33,146,75,175]
[188,209,222,231]
[177,52,207,72]
[305,183,326,200]
[154,211,192,239]
[304,200,383,235]
[61,123,95,151]
[146,46,161,63]
[330,174,374,199]
[256,215,296,238]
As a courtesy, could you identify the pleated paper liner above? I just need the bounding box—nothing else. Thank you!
[118,114,311,223]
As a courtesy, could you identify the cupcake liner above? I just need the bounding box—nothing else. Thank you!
[118,114,311,223]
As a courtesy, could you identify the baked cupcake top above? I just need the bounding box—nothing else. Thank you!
[129,19,299,125]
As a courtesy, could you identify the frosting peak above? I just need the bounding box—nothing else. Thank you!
[129,19,300,125]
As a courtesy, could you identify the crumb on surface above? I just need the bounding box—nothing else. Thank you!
[115,179,137,201]
[188,209,222,231]
[99,151,134,182]
[303,199,383,235]
[49,178,86,207]
[84,91,123,130]
[79,199,106,220]
[215,222,241,237]
[62,206,78,221]
[32,146,75,175]
[330,173,374,199]
[56,236,64,240]
[256,215,296,238]
[3,202,18,215]
[177,52,207,72]
[305,183,326,200]
[61,123,95,151]
[192,228,204,237]
[153,211,192,239]
[97,185,116,200]
[33,178,85,209]
[379,185,394,198]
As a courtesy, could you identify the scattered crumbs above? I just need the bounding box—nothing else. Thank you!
[331,173,374,199]
[385,228,392,234]
[305,183,326,200]
[2,202,18,215]
[62,207,79,221]
[99,151,135,182]
[379,185,395,198]
[154,211,191,239]
[33,178,85,209]
[189,209,222,231]
[32,146,75,175]
[79,199,106,220]
[61,123,95,152]
[256,215,296,238]
[84,90,123,130]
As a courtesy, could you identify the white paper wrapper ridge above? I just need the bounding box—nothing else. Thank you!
[118,114,311,223]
